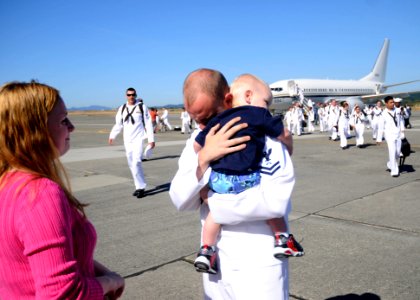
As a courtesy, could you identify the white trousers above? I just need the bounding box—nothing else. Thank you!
[200,209,289,300]
[163,118,173,130]
[203,262,289,300]
[354,123,365,146]
[319,118,326,132]
[291,120,301,135]
[329,123,338,140]
[181,120,191,133]
[366,116,372,128]
[372,118,384,142]
[339,125,348,148]
[125,139,146,189]
[386,137,402,176]
[308,121,315,132]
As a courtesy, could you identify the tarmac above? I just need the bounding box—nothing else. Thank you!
[62,111,420,300]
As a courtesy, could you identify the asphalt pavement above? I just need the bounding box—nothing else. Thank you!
[62,111,420,300]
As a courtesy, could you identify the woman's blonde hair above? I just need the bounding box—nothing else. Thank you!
[0,81,87,216]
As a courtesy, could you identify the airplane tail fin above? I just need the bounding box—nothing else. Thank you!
[360,38,389,83]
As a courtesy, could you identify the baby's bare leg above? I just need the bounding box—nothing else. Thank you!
[202,211,222,246]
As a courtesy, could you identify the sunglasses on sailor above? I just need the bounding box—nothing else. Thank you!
[126,93,136,97]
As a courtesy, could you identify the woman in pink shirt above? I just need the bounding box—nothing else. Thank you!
[0,81,125,299]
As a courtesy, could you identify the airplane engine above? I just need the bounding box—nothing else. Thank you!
[343,96,365,110]
[322,96,365,110]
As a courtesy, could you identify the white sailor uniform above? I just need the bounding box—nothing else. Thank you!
[169,131,294,300]
[318,106,326,132]
[307,109,315,132]
[161,109,173,130]
[383,107,405,176]
[351,111,366,147]
[180,111,191,134]
[284,109,293,132]
[327,105,339,140]
[291,106,303,136]
[372,106,384,142]
[363,106,373,129]
[338,107,350,148]
[109,100,154,189]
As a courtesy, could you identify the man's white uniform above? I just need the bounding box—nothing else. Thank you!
[318,106,326,132]
[291,105,303,136]
[327,104,339,140]
[284,108,293,132]
[169,130,294,300]
[161,108,173,130]
[307,109,315,132]
[363,106,373,129]
[180,110,191,134]
[351,111,365,147]
[372,105,384,142]
[338,107,350,148]
[383,107,404,176]
[109,100,154,189]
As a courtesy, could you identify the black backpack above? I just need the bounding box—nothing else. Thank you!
[401,137,411,158]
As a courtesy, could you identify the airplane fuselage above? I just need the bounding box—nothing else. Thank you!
[270,78,385,111]
[268,39,393,112]
[268,39,419,112]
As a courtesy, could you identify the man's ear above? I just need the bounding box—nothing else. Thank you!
[224,93,233,109]
[245,90,252,105]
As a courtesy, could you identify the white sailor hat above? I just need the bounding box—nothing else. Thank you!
[394,98,402,103]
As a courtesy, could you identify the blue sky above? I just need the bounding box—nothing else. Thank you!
[1,0,419,109]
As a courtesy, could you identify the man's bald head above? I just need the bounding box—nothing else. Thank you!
[183,68,229,108]
[183,68,230,127]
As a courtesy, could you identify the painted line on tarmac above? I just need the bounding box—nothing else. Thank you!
[62,140,187,163]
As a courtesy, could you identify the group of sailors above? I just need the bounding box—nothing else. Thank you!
[284,98,412,150]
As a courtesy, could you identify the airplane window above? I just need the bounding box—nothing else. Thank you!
[271,88,283,92]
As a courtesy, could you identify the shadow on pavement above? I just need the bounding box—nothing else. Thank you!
[325,292,381,300]
[145,183,170,196]
[143,155,180,162]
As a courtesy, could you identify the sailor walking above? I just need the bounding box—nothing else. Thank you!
[364,105,373,129]
[327,99,339,140]
[109,87,155,198]
[318,103,327,132]
[307,106,315,132]
[338,101,350,149]
[180,107,191,134]
[382,96,405,177]
[161,107,173,131]
[284,106,293,132]
[371,101,384,144]
[351,105,366,148]
[291,102,303,136]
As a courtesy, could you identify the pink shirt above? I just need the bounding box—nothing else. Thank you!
[0,171,103,299]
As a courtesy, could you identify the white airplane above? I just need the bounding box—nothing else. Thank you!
[269,38,420,111]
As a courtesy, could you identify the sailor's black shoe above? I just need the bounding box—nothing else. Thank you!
[136,189,145,198]
[133,189,144,197]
